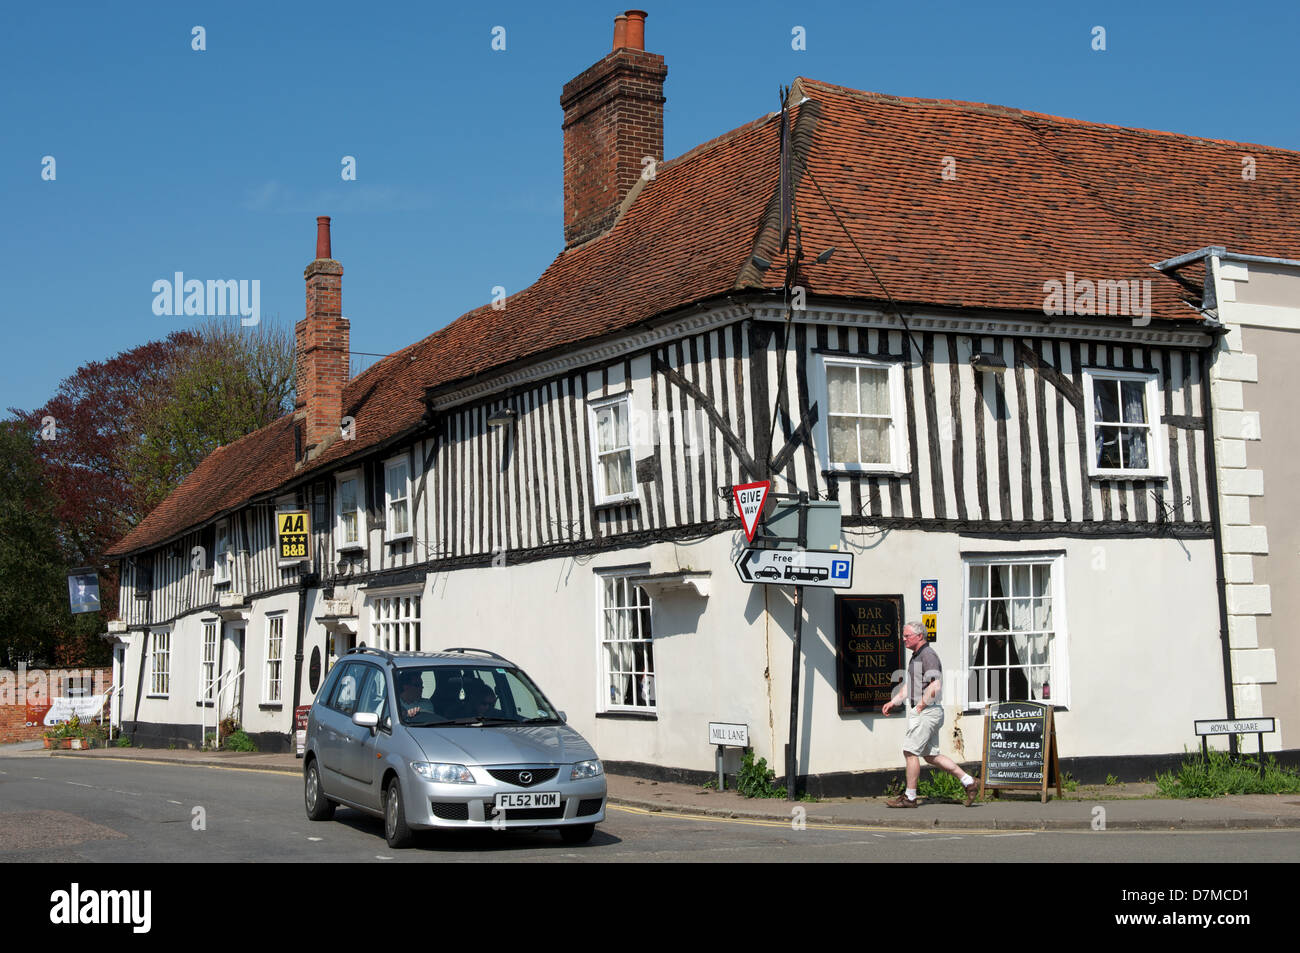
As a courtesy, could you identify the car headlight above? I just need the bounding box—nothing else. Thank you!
[412,762,474,783]
[570,759,604,780]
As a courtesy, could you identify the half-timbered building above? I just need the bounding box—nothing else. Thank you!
[105,12,1298,786]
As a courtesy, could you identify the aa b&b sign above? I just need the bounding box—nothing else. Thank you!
[277,511,311,563]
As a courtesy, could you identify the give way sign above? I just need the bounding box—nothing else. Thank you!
[732,481,770,542]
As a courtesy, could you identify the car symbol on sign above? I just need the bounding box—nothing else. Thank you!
[755,566,782,580]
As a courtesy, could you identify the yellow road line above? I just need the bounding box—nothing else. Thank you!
[608,802,1034,835]
[58,756,296,777]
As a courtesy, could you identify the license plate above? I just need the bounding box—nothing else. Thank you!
[495,791,560,809]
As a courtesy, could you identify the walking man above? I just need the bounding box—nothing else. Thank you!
[881,621,978,807]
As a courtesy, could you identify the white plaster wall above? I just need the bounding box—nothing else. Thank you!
[426,528,1223,776]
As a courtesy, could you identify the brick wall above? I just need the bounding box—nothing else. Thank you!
[0,667,114,744]
[295,257,348,453]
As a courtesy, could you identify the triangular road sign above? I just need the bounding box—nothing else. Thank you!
[732,481,770,542]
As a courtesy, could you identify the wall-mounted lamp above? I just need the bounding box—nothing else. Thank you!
[815,247,836,264]
[750,254,772,272]
[970,352,1008,374]
[487,408,518,428]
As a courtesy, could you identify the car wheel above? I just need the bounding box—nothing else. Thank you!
[304,759,335,821]
[559,823,595,845]
[384,777,415,849]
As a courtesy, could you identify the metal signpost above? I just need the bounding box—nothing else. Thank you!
[708,722,749,790]
[1194,717,1276,775]
[732,491,847,800]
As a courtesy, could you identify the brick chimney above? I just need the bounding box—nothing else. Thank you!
[295,216,348,460]
[560,10,666,248]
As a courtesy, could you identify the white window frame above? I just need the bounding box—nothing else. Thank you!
[815,354,909,473]
[595,568,656,714]
[588,393,638,506]
[384,456,412,542]
[213,520,232,586]
[366,589,422,652]
[961,552,1069,710]
[199,619,218,703]
[149,628,171,698]
[263,613,285,704]
[1081,368,1166,479]
[335,468,366,551]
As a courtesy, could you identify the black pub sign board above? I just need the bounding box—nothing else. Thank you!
[979,700,1062,803]
[835,594,903,715]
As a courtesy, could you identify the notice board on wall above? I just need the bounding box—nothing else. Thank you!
[835,594,904,715]
[979,700,1061,803]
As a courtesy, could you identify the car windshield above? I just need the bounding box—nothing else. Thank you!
[394,664,561,727]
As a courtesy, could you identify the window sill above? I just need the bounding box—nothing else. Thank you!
[213,579,231,588]
[1087,472,1168,482]
[336,543,365,553]
[145,695,169,700]
[384,535,413,546]
[594,497,640,510]
[258,703,283,711]
[961,703,1068,715]
[822,468,912,478]
[596,710,658,721]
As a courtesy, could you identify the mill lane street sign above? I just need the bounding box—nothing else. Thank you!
[734,547,854,588]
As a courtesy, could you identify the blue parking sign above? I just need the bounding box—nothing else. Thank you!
[832,559,850,579]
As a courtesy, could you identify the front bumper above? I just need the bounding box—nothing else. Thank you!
[406,772,608,830]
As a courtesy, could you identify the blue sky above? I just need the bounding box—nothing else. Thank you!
[3,0,1298,413]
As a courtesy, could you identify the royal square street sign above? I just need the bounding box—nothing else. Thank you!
[735,548,854,588]
[277,510,312,562]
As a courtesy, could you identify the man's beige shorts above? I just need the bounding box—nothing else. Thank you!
[903,704,944,757]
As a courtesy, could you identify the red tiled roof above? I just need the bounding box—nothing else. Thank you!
[107,77,1300,557]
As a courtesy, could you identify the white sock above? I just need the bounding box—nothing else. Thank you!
[905,788,917,800]
[960,774,974,786]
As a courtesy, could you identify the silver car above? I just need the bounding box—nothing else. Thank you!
[303,647,606,848]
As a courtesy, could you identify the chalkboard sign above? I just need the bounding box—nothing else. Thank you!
[835,595,904,715]
[979,701,1061,803]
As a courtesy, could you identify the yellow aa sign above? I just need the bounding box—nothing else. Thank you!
[277,511,311,561]
[278,513,306,534]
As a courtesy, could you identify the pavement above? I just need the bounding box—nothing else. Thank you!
[5,741,1300,831]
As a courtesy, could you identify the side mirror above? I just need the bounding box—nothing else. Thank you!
[353,711,379,730]
[558,711,567,724]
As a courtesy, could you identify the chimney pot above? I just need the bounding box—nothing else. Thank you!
[612,14,628,51]
[315,215,332,260]
[624,10,647,51]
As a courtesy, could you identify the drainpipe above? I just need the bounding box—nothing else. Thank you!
[1199,337,1238,756]
[289,572,318,750]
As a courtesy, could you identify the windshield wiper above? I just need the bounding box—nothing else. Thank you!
[522,716,562,724]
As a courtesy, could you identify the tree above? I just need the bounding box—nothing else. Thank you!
[121,317,295,512]
[14,332,198,569]
[0,420,71,666]
[7,318,296,665]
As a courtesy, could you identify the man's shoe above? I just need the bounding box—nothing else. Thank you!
[963,779,979,807]
[884,794,919,808]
